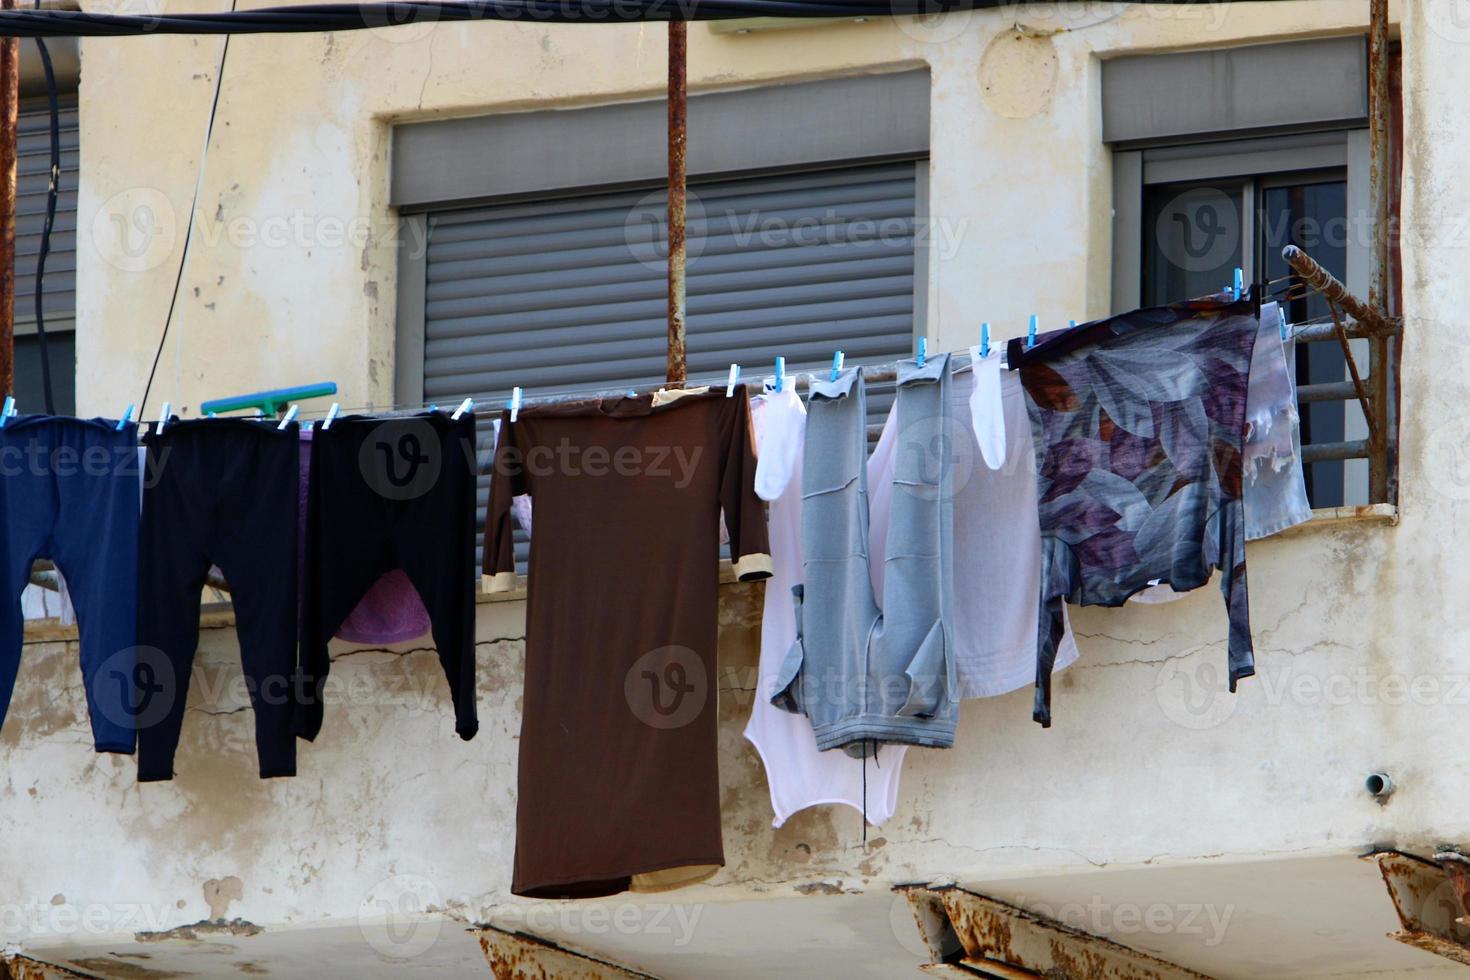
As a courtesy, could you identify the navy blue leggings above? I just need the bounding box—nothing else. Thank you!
[0,415,141,753]
[137,418,300,781]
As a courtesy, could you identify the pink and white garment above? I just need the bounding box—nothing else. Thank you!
[868,351,1080,699]
[745,382,906,828]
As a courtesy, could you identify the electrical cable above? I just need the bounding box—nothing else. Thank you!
[140,4,236,414]
[28,22,58,413]
[0,0,1216,38]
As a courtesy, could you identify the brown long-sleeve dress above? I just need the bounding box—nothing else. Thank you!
[484,386,772,899]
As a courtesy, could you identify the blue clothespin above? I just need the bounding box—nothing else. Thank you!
[981,323,990,358]
[323,403,340,430]
[427,404,439,414]
[1069,319,1078,329]
[0,396,13,429]
[830,350,845,381]
[1233,267,1244,300]
[774,356,786,393]
[115,404,135,432]
[452,397,474,420]
[509,386,523,423]
[726,364,740,398]
[158,402,171,436]
[1026,315,1038,350]
[916,337,927,368]
[277,404,300,431]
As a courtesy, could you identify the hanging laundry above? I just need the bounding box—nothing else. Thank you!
[868,353,1082,699]
[1010,294,1258,727]
[485,386,771,899]
[296,413,479,743]
[296,427,432,645]
[746,381,907,829]
[1242,302,1312,539]
[0,415,141,754]
[489,418,535,535]
[771,357,958,754]
[137,418,300,780]
[1129,301,1313,606]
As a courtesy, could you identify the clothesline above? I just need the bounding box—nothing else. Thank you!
[198,315,1345,425]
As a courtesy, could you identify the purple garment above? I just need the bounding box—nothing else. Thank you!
[299,429,431,645]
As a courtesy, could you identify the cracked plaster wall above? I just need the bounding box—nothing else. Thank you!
[4,0,1465,950]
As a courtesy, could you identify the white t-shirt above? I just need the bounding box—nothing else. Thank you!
[744,382,906,828]
[867,353,1080,699]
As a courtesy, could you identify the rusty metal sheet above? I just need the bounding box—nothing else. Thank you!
[478,928,657,979]
[899,886,1212,980]
[1372,849,1470,964]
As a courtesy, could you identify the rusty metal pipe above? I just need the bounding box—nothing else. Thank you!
[665,19,688,387]
[1367,0,1393,504]
[1281,245,1398,338]
[0,3,18,397]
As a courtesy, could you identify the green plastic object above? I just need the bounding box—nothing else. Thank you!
[199,382,338,418]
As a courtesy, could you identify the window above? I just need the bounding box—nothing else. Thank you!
[1106,38,1391,509]
[393,72,931,562]
[14,94,79,416]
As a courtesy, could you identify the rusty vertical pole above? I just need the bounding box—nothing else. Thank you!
[666,19,688,386]
[1366,0,1391,503]
[0,0,19,397]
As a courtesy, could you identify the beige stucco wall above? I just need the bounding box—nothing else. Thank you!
[11,0,1470,975]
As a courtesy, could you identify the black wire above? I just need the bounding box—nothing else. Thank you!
[30,26,58,414]
[141,11,236,414]
[0,0,1213,37]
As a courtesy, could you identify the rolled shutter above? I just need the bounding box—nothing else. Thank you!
[16,96,78,330]
[420,160,920,564]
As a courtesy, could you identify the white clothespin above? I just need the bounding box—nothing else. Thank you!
[452,397,474,420]
[0,396,13,429]
[509,386,522,424]
[726,364,740,398]
[158,402,171,435]
[323,403,340,430]
[774,356,786,393]
[116,404,135,432]
[277,405,300,431]
[917,337,927,368]
[830,350,845,381]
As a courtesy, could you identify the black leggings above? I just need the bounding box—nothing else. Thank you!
[296,413,479,742]
[138,418,300,781]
